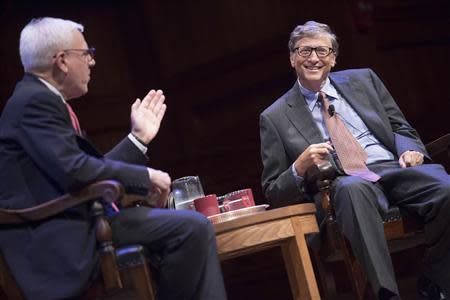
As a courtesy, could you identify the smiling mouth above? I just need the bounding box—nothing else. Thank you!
[305,65,323,70]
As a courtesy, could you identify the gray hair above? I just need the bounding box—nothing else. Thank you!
[288,21,339,57]
[19,17,84,72]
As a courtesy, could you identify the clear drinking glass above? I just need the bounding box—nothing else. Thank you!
[171,176,205,210]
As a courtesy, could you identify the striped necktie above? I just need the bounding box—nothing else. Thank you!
[318,92,380,182]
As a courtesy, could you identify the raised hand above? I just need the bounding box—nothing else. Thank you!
[131,89,167,145]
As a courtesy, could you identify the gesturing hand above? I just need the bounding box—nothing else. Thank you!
[147,168,171,208]
[399,150,424,168]
[131,89,167,145]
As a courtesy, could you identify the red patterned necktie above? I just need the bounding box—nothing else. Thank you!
[318,92,380,182]
[65,102,82,136]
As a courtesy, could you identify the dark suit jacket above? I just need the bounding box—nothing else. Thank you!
[0,74,151,299]
[260,68,427,208]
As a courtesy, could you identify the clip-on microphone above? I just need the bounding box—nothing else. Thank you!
[328,104,335,117]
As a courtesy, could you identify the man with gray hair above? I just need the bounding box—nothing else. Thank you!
[260,20,450,299]
[0,17,227,300]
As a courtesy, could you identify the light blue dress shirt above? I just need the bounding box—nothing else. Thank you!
[302,78,394,164]
[291,78,394,180]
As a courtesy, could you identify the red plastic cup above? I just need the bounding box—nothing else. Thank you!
[194,194,220,217]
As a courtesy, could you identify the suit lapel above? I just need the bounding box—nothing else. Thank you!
[284,82,323,145]
[330,73,392,148]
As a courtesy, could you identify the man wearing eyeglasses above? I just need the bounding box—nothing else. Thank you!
[260,21,450,300]
[0,17,227,300]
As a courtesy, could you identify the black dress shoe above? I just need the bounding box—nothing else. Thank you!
[418,275,447,300]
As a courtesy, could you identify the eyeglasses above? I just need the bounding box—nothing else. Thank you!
[293,46,334,58]
[55,47,96,60]
[64,47,96,60]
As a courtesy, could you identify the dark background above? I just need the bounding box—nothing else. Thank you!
[1,0,449,203]
[1,1,449,299]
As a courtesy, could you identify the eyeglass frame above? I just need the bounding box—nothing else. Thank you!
[293,46,335,58]
[53,47,96,60]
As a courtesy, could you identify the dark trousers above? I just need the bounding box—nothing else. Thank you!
[331,161,450,299]
[109,207,227,300]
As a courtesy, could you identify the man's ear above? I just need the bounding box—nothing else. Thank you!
[54,52,69,73]
[289,52,295,68]
[330,57,337,68]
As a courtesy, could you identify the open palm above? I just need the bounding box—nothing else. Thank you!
[131,89,167,144]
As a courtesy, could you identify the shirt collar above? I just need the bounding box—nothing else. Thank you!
[321,78,339,100]
[37,77,66,103]
[298,77,339,111]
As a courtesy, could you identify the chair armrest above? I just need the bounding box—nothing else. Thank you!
[426,133,450,158]
[305,161,337,188]
[0,180,124,224]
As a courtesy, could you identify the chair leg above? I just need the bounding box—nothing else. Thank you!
[310,249,337,299]
[128,264,156,300]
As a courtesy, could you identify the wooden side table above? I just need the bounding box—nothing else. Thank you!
[214,203,321,300]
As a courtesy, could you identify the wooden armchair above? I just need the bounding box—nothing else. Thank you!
[306,133,450,299]
[0,180,156,300]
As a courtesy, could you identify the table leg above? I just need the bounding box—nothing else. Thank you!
[281,216,321,300]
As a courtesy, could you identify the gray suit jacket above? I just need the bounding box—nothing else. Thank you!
[260,68,427,208]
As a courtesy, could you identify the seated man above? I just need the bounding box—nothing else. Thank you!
[259,20,450,300]
[0,17,227,300]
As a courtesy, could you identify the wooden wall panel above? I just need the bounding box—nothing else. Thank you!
[1,0,449,202]
[373,0,450,141]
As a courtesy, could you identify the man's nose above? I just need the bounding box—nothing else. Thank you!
[89,58,96,67]
[307,50,320,61]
